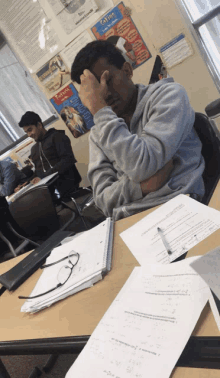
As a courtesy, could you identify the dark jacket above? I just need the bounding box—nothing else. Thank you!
[30,128,81,197]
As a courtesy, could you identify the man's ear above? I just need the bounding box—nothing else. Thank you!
[122,62,133,80]
[37,122,44,130]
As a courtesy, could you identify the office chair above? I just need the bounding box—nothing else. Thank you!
[61,187,105,230]
[193,112,220,205]
[9,185,76,244]
[0,196,40,261]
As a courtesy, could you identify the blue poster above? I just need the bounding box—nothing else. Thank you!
[50,83,94,138]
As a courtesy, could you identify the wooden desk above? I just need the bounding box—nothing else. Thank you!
[0,215,141,353]
[0,186,220,376]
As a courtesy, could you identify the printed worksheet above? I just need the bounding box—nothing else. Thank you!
[66,257,210,378]
[120,195,220,265]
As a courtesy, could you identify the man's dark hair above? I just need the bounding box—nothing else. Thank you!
[18,111,43,128]
[71,40,126,84]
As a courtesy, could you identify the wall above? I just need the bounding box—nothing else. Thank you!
[123,0,219,110]
[4,0,220,186]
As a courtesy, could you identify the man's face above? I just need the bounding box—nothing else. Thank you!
[124,41,133,52]
[23,123,44,141]
[91,58,136,117]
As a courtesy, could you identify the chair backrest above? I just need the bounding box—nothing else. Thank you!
[193,112,220,205]
[9,185,60,242]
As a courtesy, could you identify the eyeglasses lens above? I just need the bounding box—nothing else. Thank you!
[58,266,72,285]
[68,253,79,266]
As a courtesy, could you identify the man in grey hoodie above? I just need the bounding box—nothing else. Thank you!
[71,41,205,221]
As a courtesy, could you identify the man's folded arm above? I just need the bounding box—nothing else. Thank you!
[88,142,142,217]
[88,142,174,217]
[93,84,194,183]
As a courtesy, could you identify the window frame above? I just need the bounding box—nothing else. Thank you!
[0,32,58,156]
[0,116,57,157]
[176,1,220,92]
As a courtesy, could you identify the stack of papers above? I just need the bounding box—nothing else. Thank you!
[66,257,214,378]
[120,194,220,265]
[21,218,113,313]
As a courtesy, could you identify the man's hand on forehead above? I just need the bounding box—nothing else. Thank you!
[79,69,110,116]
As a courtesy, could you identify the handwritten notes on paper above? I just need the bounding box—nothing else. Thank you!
[120,195,220,265]
[66,257,210,378]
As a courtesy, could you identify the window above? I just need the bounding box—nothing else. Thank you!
[176,0,220,91]
[0,34,57,154]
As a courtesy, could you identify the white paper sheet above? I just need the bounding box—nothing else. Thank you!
[120,195,220,265]
[191,246,220,300]
[0,0,63,72]
[39,0,113,46]
[60,31,93,69]
[66,257,210,378]
[160,34,193,69]
[190,245,220,331]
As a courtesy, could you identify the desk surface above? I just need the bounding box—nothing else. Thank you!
[0,186,220,377]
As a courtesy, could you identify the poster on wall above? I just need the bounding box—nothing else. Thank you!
[36,54,71,96]
[15,140,35,166]
[44,0,98,36]
[60,31,93,69]
[160,34,193,69]
[39,0,114,46]
[91,2,151,69]
[50,83,94,139]
[0,0,63,73]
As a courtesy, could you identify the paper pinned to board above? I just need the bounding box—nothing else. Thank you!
[39,0,114,46]
[65,256,211,378]
[160,34,193,69]
[60,31,93,69]
[120,194,220,266]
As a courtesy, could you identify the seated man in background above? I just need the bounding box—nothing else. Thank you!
[71,40,205,221]
[18,111,82,200]
[0,159,27,197]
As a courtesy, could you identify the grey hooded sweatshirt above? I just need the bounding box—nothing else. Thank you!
[88,78,205,221]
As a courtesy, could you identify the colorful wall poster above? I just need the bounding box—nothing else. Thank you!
[50,83,94,138]
[36,54,71,96]
[15,140,35,166]
[91,2,151,69]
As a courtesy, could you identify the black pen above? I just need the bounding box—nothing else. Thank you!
[157,227,172,255]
